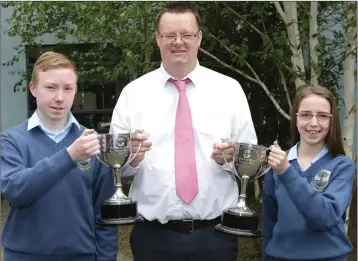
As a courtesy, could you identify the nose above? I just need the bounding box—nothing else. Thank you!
[54,90,64,102]
[309,115,319,125]
[173,35,184,45]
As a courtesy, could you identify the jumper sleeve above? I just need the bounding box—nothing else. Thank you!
[1,132,77,208]
[262,168,277,261]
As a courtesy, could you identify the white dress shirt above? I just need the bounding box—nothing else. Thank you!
[110,62,257,223]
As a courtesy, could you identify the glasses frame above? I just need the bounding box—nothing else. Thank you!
[158,30,201,42]
[296,111,332,122]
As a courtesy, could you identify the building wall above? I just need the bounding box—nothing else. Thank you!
[1,7,28,132]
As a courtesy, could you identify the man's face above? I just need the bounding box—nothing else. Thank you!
[155,12,202,70]
[29,68,77,126]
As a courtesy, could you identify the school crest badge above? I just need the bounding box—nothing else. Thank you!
[312,170,331,191]
[75,158,91,170]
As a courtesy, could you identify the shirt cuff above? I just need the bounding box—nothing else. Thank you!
[121,162,141,177]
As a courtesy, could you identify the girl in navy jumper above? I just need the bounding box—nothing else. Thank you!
[262,86,355,261]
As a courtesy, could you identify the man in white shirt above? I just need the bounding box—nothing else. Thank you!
[110,2,257,261]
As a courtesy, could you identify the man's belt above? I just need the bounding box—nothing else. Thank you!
[144,216,221,233]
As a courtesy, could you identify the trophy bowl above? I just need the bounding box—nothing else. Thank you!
[96,133,143,225]
[216,142,272,237]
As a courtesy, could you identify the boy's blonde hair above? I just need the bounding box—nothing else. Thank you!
[31,51,77,84]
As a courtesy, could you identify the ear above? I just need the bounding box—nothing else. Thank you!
[197,30,203,47]
[29,82,37,97]
[155,31,161,48]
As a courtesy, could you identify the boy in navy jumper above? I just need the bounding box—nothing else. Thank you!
[0,51,118,261]
[262,86,356,261]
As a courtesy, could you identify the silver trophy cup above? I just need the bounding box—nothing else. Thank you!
[216,142,272,237]
[96,133,143,225]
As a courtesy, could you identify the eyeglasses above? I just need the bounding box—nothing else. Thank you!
[158,30,201,42]
[296,111,332,122]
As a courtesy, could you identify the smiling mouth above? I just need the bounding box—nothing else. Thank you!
[307,130,320,134]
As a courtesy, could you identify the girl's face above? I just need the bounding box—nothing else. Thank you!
[296,94,331,148]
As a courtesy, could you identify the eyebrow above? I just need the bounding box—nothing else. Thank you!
[162,30,195,34]
[299,110,330,114]
[44,81,76,87]
[44,80,57,85]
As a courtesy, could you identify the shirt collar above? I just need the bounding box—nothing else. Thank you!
[287,143,299,161]
[159,60,201,87]
[287,142,328,163]
[28,110,80,134]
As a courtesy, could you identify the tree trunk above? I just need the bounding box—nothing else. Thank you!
[309,1,319,85]
[274,1,306,89]
[342,2,357,233]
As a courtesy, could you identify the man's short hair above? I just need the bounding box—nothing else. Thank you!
[31,51,77,84]
[155,2,200,31]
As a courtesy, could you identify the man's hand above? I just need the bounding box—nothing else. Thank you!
[211,140,235,165]
[267,141,290,174]
[67,129,100,161]
[129,132,152,168]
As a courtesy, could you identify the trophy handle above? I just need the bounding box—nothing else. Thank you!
[249,145,276,180]
[255,166,271,179]
[125,130,144,167]
[96,134,108,166]
[127,141,142,166]
[221,138,241,180]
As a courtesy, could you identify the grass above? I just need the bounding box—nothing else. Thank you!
[119,225,134,259]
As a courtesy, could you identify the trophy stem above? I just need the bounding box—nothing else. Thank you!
[237,176,249,208]
[228,176,254,215]
[114,168,122,187]
[113,168,129,200]
[239,176,249,199]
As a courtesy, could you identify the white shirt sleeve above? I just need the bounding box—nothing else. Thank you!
[109,87,139,177]
[231,80,258,145]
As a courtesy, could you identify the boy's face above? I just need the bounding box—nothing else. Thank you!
[29,68,77,127]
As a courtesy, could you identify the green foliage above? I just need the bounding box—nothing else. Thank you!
[1,1,356,145]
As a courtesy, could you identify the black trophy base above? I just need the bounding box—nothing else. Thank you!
[215,209,261,238]
[97,201,143,226]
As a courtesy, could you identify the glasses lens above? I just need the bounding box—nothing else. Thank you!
[317,113,330,121]
[299,112,312,120]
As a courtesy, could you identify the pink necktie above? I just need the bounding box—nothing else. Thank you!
[169,78,198,204]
